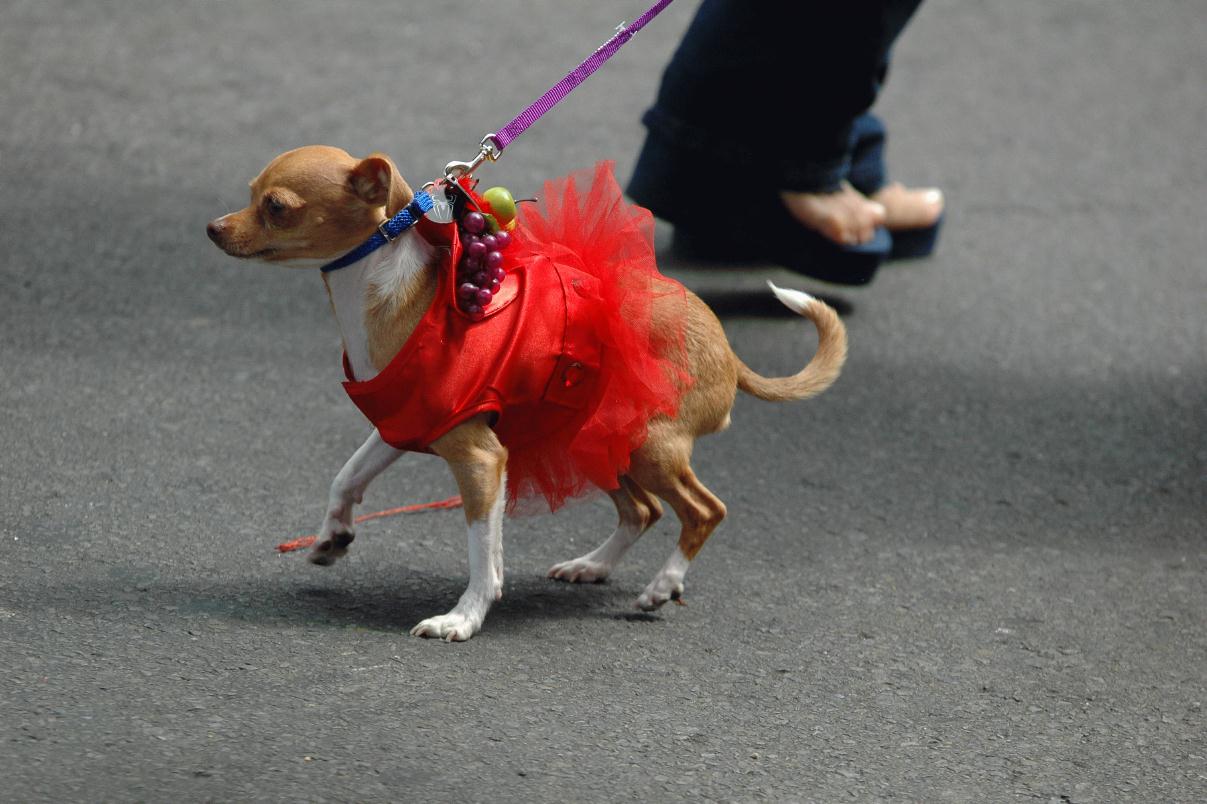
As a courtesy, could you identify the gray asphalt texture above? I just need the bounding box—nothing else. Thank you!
[2,1,1205,801]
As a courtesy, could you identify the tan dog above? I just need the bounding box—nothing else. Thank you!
[207,146,847,641]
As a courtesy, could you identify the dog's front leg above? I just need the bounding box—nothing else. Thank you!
[410,418,506,642]
[309,429,403,566]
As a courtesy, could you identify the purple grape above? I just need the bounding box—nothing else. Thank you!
[463,212,486,234]
[472,270,488,286]
[491,266,506,282]
[465,303,483,315]
[494,230,511,251]
[482,234,498,251]
[458,282,478,299]
[489,279,501,294]
[475,288,494,306]
[467,305,485,322]
[467,240,487,259]
[485,251,504,269]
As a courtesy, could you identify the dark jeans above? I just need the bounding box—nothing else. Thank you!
[628,0,923,224]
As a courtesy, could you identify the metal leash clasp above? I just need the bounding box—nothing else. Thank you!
[444,134,502,183]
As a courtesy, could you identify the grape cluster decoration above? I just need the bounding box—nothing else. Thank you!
[452,185,518,321]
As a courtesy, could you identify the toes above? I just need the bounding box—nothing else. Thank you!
[866,200,887,229]
[637,577,685,611]
[635,595,660,612]
[547,559,610,584]
[410,614,479,641]
[410,620,441,639]
[819,213,856,246]
[850,200,886,244]
[445,626,472,642]
[636,591,668,611]
[872,183,945,230]
[784,186,886,246]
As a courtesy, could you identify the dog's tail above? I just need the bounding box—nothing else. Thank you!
[736,282,848,402]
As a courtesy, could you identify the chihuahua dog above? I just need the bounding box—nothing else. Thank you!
[207,146,847,641]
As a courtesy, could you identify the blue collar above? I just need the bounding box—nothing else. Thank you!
[320,191,434,273]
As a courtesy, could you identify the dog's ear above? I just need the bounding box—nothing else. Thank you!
[348,153,414,215]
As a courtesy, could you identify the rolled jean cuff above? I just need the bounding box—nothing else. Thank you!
[637,107,851,194]
[846,112,888,194]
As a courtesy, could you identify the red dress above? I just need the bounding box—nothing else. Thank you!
[342,163,690,512]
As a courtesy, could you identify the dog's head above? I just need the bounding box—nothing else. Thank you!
[206,145,414,266]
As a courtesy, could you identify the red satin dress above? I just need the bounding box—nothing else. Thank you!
[342,163,690,512]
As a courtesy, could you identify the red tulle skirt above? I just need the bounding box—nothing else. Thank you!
[502,162,691,511]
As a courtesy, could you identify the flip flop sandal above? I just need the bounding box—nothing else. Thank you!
[670,196,889,286]
[885,213,943,260]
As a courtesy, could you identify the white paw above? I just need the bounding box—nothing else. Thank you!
[410,612,482,642]
[636,575,685,611]
[308,527,354,566]
[547,556,613,584]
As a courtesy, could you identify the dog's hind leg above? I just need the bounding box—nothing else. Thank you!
[310,429,404,566]
[411,418,507,641]
[628,430,727,611]
[547,476,663,584]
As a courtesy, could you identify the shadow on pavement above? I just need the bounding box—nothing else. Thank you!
[15,572,661,636]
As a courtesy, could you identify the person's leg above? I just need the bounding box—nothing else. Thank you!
[628,0,931,280]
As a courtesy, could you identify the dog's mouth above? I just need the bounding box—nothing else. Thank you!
[207,220,297,261]
[242,246,338,268]
[214,247,273,261]
[221,244,281,261]
[209,225,329,264]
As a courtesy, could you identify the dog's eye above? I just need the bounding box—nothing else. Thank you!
[261,192,303,226]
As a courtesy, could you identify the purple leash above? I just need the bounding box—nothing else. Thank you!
[443,0,676,181]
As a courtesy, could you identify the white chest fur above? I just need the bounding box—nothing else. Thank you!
[321,231,435,382]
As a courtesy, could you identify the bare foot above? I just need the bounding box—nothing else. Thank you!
[780,182,887,246]
[869,182,944,232]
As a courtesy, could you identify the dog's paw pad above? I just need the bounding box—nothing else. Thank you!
[410,613,480,642]
[547,557,612,584]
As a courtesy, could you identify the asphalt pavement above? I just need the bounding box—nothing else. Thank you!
[1,0,1204,801]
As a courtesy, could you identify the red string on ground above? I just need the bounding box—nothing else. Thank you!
[276,496,463,553]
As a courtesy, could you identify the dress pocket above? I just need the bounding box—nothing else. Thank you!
[541,267,602,410]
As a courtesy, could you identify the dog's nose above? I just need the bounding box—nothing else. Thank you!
[206,218,225,244]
